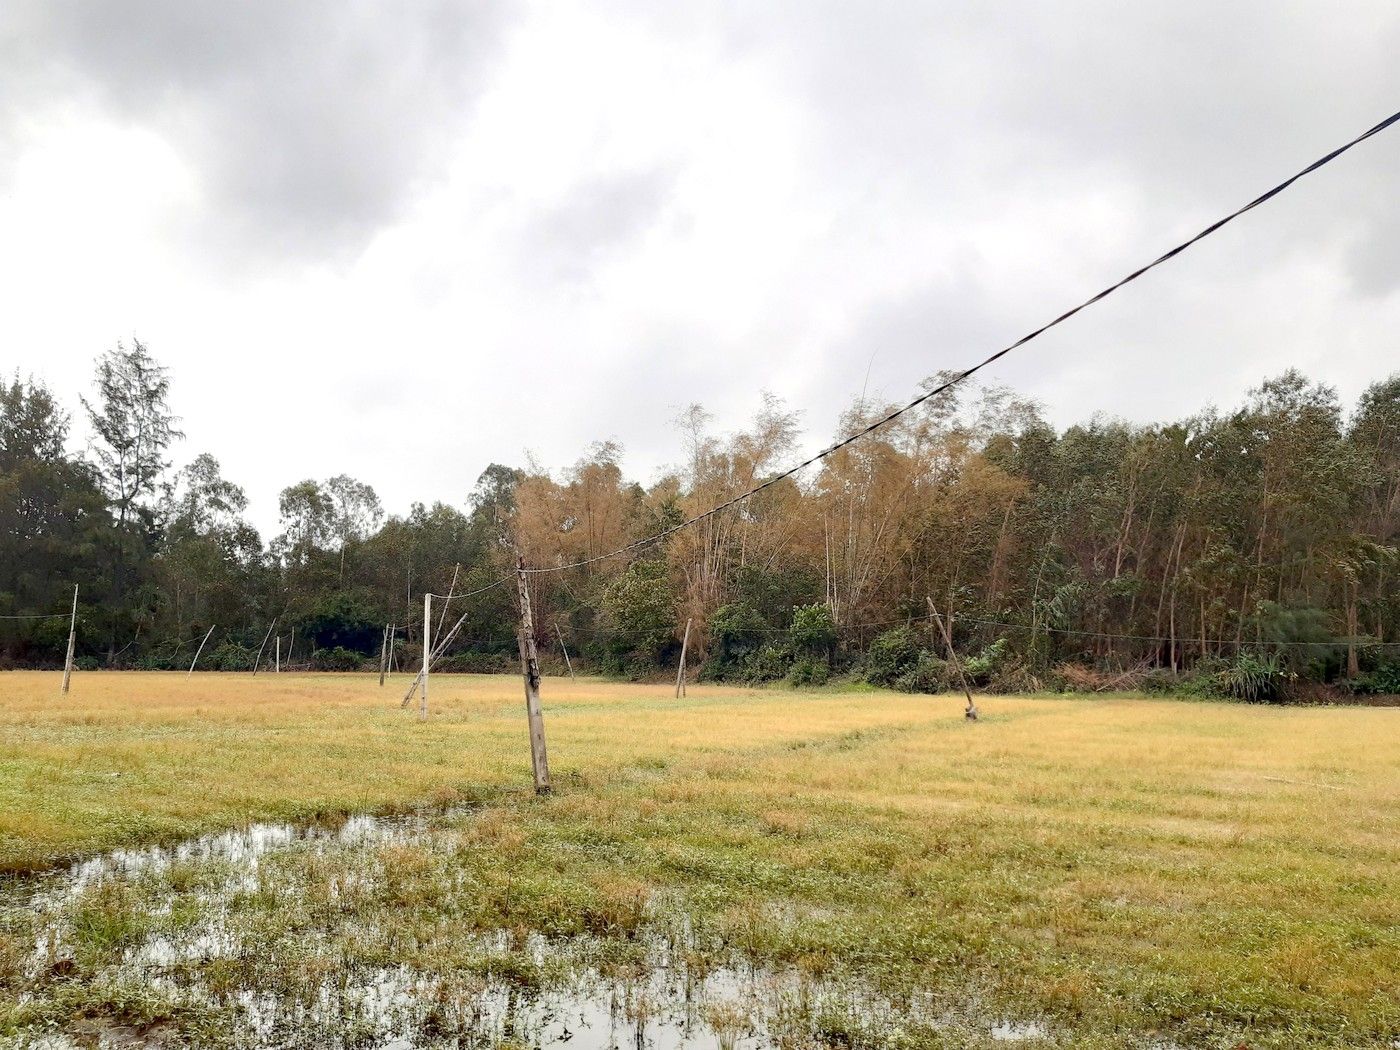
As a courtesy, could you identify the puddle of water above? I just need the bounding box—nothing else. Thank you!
[0,808,1056,1049]
[992,1019,1048,1041]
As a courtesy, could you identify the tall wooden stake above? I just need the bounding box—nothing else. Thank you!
[287,628,295,669]
[420,593,430,722]
[928,597,978,720]
[516,556,551,794]
[275,636,281,673]
[61,584,78,694]
[378,623,390,686]
[554,622,575,680]
[188,624,216,677]
[252,619,276,676]
[675,617,692,698]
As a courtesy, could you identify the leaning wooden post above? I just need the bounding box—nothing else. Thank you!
[287,628,295,669]
[554,622,576,680]
[420,594,431,722]
[675,617,692,698]
[516,556,551,794]
[61,584,78,694]
[928,597,978,721]
[188,624,215,677]
[378,623,390,686]
[435,563,460,640]
[252,619,276,676]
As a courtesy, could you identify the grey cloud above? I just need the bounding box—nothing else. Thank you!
[1346,215,1400,299]
[1,1,520,258]
[6,0,1400,535]
[521,166,677,284]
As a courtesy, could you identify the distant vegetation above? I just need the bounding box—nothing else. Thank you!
[2,340,1397,699]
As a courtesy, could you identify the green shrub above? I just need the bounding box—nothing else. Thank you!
[623,654,659,681]
[601,559,675,665]
[298,592,381,653]
[790,603,837,657]
[1141,668,1181,695]
[788,658,829,687]
[1350,659,1400,696]
[709,602,768,671]
[311,646,363,672]
[744,644,792,683]
[963,638,1009,685]
[206,642,254,672]
[894,652,948,694]
[863,626,921,687]
[135,636,195,671]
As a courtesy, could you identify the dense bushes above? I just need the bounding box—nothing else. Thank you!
[862,626,921,687]
[1349,659,1400,696]
[310,646,364,672]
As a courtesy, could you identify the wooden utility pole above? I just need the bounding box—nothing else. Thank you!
[928,598,978,720]
[61,584,78,694]
[188,624,216,677]
[516,556,551,794]
[252,619,277,676]
[420,594,430,722]
[554,622,575,680]
[378,623,390,686]
[675,617,692,698]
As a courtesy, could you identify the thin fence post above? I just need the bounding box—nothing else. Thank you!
[188,624,215,677]
[61,584,78,694]
[252,619,276,676]
[928,597,978,721]
[420,594,430,722]
[555,622,575,680]
[436,563,460,640]
[275,636,280,674]
[675,617,692,698]
[379,623,390,686]
[516,556,551,794]
[287,628,295,669]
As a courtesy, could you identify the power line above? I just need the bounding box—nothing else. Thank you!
[520,107,1400,576]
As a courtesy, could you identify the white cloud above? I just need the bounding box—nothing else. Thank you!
[2,0,1398,536]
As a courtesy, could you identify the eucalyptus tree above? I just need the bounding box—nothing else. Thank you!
[81,340,183,658]
[326,474,383,581]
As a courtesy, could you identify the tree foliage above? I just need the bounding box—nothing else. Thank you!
[3,345,1398,698]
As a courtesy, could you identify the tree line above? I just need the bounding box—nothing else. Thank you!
[3,340,1397,699]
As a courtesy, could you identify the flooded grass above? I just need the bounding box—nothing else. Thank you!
[1,809,1065,1049]
[1,673,1398,1046]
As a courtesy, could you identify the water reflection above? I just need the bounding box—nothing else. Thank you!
[0,810,1056,1048]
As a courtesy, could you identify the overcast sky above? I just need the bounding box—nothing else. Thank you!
[3,2,1398,536]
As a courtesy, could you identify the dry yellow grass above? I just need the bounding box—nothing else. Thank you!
[1,670,1398,1045]
[0,670,933,868]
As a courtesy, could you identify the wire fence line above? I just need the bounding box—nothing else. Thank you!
[511,108,1400,577]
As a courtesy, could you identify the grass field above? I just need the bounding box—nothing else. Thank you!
[1,671,1397,1047]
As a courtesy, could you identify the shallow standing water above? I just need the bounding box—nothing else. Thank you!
[0,809,1057,1048]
